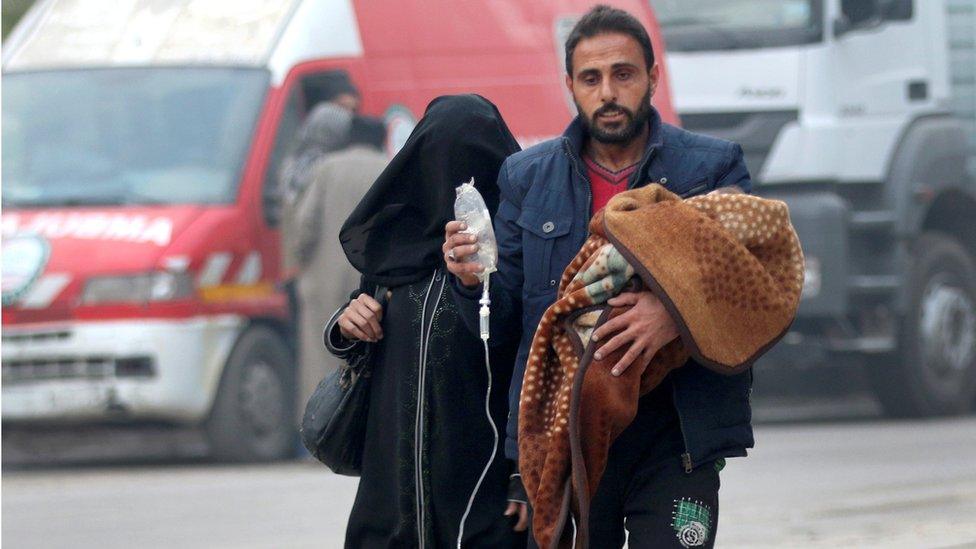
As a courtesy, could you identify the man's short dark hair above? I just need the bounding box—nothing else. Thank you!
[349,115,387,151]
[304,70,360,105]
[565,4,655,76]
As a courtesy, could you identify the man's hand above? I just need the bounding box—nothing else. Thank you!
[443,220,484,288]
[503,501,529,532]
[504,470,529,532]
[591,290,679,376]
[337,293,384,342]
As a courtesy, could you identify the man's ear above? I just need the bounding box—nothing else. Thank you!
[565,73,574,95]
[649,63,660,97]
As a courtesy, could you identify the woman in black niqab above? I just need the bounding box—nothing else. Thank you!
[339,94,517,287]
[326,95,524,548]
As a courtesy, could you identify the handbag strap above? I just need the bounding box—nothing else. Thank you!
[372,285,390,309]
[340,284,389,382]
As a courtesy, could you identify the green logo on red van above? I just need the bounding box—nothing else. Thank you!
[2,234,50,306]
[383,104,417,157]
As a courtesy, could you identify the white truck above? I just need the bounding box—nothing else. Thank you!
[651,0,976,416]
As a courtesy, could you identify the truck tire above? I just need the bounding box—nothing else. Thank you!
[206,325,295,461]
[872,233,976,417]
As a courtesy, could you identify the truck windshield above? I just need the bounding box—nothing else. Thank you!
[2,68,269,208]
[650,0,823,52]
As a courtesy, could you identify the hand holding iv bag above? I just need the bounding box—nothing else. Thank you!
[453,178,496,342]
[453,178,497,281]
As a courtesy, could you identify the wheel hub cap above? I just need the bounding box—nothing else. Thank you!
[239,360,283,434]
[920,281,976,376]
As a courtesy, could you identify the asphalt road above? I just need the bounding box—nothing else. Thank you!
[3,416,976,549]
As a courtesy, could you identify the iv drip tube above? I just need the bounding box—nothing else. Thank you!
[456,275,499,548]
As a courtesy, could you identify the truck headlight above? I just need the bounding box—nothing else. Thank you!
[802,256,821,299]
[81,272,194,305]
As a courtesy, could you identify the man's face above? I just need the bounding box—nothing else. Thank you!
[333,93,361,113]
[566,32,659,145]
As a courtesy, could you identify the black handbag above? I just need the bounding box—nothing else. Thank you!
[300,286,387,475]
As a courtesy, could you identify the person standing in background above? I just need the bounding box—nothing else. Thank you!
[277,75,362,383]
[278,98,355,419]
[294,116,389,413]
[280,102,355,296]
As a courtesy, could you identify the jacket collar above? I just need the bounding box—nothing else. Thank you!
[562,105,664,167]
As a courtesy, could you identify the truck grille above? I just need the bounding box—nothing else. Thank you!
[2,356,154,384]
[1,329,72,344]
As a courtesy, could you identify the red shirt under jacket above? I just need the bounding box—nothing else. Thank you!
[584,154,639,215]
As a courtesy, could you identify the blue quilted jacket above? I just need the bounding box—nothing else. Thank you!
[452,107,755,470]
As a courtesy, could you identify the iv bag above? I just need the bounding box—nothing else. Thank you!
[454,178,498,280]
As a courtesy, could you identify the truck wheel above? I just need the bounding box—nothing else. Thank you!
[872,233,976,417]
[206,325,295,461]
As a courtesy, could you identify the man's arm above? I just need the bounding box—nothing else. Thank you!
[591,141,754,374]
[716,143,752,193]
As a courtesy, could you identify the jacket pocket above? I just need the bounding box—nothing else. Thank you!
[675,175,711,198]
[517,209,572,292]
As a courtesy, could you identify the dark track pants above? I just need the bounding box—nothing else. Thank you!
[530,383,723,548]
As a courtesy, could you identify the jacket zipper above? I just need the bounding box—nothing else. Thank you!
[414,272,445,547]
[570,133,687,472]
[565,138,660,218]
[569,137,688,473]
[629,146,659,190]
[671,380,694,474]
[564,139,593,226]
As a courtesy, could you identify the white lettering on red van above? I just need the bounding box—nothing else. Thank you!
[3,214,174,246]
[104,216,149,240]
[139,218,173,246]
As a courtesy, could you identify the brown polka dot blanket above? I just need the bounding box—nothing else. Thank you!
[518,184,804,548]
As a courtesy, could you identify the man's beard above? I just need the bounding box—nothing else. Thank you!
[577,89,652,145]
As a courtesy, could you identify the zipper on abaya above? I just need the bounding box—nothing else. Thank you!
[414,271,446,548]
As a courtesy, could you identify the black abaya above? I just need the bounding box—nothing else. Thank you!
[331,95,524,548]
[344,270,521,548]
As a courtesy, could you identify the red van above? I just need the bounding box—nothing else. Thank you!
[1,0,677,460]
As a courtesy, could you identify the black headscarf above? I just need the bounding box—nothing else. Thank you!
[339,95,520,287]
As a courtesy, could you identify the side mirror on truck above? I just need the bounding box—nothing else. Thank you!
[834,0,883,37]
